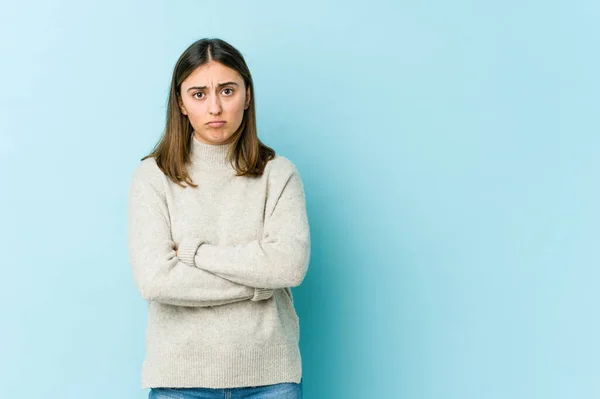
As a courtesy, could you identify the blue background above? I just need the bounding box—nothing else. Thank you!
[1,1,598,397]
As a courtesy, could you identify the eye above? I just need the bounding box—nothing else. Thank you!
[192,88,233,99]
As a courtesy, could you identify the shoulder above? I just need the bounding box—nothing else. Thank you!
[266,153,301,178]
[129,157,166,191]
[264,154,306,195]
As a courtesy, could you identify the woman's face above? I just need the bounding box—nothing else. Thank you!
[178,60,250,145]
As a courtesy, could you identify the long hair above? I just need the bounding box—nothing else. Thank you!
[141,38,275,188]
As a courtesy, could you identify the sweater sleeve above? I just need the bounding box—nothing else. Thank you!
[193,165,311,289]
[127,161,273,307]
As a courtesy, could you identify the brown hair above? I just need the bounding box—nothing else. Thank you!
[141,38,275,188]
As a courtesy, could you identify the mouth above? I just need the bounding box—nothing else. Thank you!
[207,120,226,127]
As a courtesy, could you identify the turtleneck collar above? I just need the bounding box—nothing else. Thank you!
[189,134,235,173]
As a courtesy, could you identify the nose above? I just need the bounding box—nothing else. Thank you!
[208,94,222,115]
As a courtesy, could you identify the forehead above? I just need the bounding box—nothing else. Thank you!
[182,61,241,88]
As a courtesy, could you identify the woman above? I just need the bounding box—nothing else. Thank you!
[127,38,309,398]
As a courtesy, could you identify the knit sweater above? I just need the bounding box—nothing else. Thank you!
[127,135,311,389]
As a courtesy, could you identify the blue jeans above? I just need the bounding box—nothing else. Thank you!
[148,378,303,399]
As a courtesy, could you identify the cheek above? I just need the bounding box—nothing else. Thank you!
[185,105,204,120]
[224,99,246,115]
[185,109,205,130]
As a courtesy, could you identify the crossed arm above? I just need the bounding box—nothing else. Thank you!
[127,159,310,307]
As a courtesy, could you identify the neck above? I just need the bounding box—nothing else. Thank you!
[189,134,234,173]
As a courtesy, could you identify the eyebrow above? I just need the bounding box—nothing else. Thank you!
[187,82,239,92]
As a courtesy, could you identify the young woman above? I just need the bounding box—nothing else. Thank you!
[127,38,310,398]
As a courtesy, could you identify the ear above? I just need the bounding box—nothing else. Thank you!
[177,94,188,115]
[245,86,251,109]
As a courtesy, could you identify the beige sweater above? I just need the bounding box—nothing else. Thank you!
[127,135,310,389]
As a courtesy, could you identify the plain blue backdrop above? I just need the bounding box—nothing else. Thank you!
[1,1,598,398]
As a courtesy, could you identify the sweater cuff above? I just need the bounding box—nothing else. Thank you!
[251,288,274,301]
[177,236,203,267]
